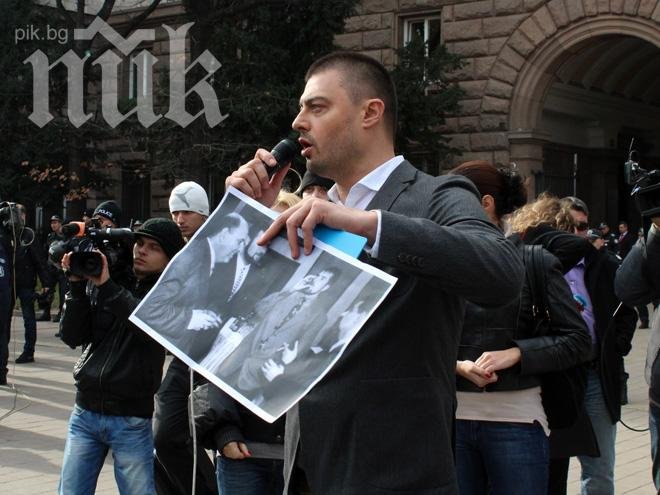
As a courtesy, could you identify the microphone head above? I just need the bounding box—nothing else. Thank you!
[271,138,301,166]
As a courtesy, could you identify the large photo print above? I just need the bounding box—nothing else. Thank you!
[130,188,396,422]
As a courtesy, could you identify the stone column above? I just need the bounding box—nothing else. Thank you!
[507,129,551,198]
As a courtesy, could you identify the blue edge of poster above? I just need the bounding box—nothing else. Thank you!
[313,225,367,259]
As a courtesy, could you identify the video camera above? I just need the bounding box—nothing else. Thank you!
[624,140,660,218]
[49,219,134,278]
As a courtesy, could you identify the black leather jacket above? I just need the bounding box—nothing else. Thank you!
[457,237,590,393]
[61,275,165,418]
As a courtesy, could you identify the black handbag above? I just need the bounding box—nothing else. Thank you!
[524,245,587,430]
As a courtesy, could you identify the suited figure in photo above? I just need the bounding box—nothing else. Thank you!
[137,212,250,361]
[218,268,339,397]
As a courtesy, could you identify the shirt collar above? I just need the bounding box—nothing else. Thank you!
[327,155,405,206]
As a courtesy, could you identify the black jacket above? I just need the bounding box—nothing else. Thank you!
[61,275,165,418]
[615,225,660,404]
[457,237,590,393]
[526,228,637,422]
[192,382,285,453]
[13,241,53,290]
[583,245,637,421]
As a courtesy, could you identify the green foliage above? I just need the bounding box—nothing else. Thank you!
[0,0,116,213]
[143,0,359,186]
[391,36,464,174]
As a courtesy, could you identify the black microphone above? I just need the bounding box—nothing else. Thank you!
[266,138,301,177]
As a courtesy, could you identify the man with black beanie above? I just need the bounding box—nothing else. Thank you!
[93,200,122,227]
[58,218,184,494]
[297,170,334,200]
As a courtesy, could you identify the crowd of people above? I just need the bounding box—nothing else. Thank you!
[0,51,657,495]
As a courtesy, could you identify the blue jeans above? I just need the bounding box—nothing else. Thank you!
[456,419,549,495]
[650,402,660,490]
[16,287,36,353]
[59,405,155,494]
[577,369,617,495]
[216,456,284,495]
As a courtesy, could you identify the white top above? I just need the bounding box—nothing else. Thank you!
[455,386,549,436]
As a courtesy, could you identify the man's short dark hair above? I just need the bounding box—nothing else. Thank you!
[316,266,341,283]
[306,51,397,140]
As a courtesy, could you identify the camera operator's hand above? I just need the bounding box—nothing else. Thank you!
[61,253,83,282]
[88,251,110,287]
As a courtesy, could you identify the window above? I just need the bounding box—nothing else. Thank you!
[403,16,441,55]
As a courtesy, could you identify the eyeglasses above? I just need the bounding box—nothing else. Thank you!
[576,222,589,231]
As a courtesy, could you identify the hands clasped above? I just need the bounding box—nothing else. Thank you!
[187,309,222,331]
[456,347,522,388]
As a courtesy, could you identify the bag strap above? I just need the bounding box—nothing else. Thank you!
[523,244,550,323]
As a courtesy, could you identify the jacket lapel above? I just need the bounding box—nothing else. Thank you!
[365,160,417,212]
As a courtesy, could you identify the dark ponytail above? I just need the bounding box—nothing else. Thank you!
[450,160,527,219]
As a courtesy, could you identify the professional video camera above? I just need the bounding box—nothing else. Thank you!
[49,219,134,278]
[0,201,35,247]
[624,140,660,218]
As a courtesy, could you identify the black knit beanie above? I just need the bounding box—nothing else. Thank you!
[298,170,334,197]
[134,218,185,260]
[94,201,122,226]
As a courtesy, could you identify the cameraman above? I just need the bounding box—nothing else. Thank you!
[615,217,660,489]
[58,218,184,494]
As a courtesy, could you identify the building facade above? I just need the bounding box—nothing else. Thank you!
[338,0,660,226]
[90,0,659,228]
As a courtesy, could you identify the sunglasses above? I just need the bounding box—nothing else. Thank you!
[576,222,589,231]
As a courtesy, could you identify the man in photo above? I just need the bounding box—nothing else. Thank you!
[218,268,339,401]
[138,212,250,361]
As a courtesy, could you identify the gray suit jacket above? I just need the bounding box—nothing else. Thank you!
[283,161,525,494]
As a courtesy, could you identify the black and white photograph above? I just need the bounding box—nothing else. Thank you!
[130,188,396,422]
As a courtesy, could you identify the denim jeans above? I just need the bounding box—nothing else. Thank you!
[16,287,36,354]
[59,405,155,494]
[577,369,617,495]
[216,456,284,495]
[456,419,549,495]
[650,402,660,490]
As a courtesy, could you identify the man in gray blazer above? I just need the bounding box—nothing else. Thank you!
[226,51,525,494]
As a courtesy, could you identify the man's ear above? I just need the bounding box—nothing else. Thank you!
[362,99,385,129]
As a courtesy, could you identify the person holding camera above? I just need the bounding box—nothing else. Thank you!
[616,216,660,489]
[58,218,184,495]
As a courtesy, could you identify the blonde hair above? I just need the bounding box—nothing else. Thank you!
[271,191,302,213]
[509,193,576,234]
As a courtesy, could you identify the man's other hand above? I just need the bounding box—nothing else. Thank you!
[261,359,284,382]
[258,198,378,258]
[222,441,251,460]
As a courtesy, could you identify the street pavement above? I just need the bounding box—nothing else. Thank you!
[0,314,657,494]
